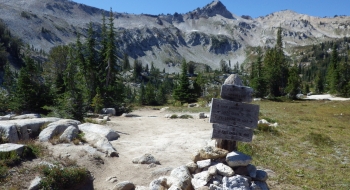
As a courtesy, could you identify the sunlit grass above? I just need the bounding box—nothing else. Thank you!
[247,99,350,189]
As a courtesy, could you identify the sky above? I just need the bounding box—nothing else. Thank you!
[72,0,350,18]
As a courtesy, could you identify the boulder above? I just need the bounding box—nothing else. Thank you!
[102,108,116,116]
[252,181,269,190]
[215,163,234,177]
[254,170,268,182]
[0,115,11,120]
[12,117,61,138]
[186,161,198,174]
[12,113,41,120]
[222,175,249,190]
[28,176,42,190]
[247,164,257,178]
[83,132,118,157]
[39,119,81,142]
[226,151,252,167]
[199,113,206,119]
[59,126,79,142]
[192,146,229,162]
[208,166,217,176]
[197,159,211,169]
[224,74,243,86]
[78,123,119,141]
[234,166,249,176]
[0,123,19,143]
[168,185,181,190]
[132,154,160,164]
[0,143,26,156]
[114,181,135,190]
[106,176,118,183]
[209,184,223,190]
[149,177,168,190]
[170,166,192,190]
[191,171,211,189]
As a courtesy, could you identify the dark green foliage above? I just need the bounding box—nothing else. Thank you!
[12,56,51,113]
[250,47,267,98]
[326,44,339,93]
[39,165,90,190]
[173,59,197,103]
[304,132,334,146]
[133,59,143,82]
[286,65,301,99]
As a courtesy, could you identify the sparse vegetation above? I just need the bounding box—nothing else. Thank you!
[39,164,90,190]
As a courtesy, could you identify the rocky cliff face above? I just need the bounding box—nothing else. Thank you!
[0,0,349,71]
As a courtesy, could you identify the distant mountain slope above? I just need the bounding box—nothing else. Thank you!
[0,0,349,71]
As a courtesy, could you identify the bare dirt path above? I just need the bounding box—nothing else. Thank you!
[90,108,212,189]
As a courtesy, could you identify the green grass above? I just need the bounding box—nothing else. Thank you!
[248,99,350,189]
[39,165,90,190]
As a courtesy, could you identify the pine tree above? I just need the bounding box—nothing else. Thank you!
[286,65,301,99]
[250,47,267,98]
[105,8,118,87]
[326,44,339,93]
[123,53,131,71]
[173,59,193,103]
[85,22,98,103]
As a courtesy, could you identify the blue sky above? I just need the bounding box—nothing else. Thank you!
[72,0,350,18]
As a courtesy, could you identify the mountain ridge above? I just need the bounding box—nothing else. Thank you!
[0,0,349,71]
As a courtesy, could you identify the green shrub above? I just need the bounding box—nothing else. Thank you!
[170,114,178,119]
[304,132,334,146]
[39,165,90,190]
[179,114,193,119]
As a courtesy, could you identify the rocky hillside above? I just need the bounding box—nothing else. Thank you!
[0,0,349,71]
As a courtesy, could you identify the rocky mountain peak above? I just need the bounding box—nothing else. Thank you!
[190,0,234,19]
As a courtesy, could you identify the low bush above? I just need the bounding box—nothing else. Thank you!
[179,114,193,119]
[39,165,90,190]
[170,114,178,119]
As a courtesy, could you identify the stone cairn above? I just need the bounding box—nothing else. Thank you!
[136,74,269,190]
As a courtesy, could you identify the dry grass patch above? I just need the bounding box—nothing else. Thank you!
[246,99,350,189]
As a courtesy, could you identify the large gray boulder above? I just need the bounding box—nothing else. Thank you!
[39,119,80,142]
[83,132,118,157]
[0,143,26,156]
[170,166,192,190]
[11,117,61,138]
[0,123,19,143]
[222,175,249,190]
[226,151,252,167]
[78,123,119,141]
[102,108,116,116]
[12,114,41,120]
[59,126,79,142]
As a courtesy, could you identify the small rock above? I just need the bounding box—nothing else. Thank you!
[215,163,234,177]
[106,176,118,183]
[234,166,249,176]
[132,154,160,164]
[208,166,217,176]
[222,175,249,190]
[254,170,268,182]
[149,177,167,190]
[191,171,211,189]
[28,176,41,190]
[192,146,229,162]
[253,181,269,190]
[199,112,206,119]
[186,161,198,174]
[114,181,136,190]
[247,164,257,178]
[226,151,252,167]
[170,166,192,190]
[197,159,211,169]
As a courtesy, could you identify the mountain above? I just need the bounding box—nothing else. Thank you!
[0,0,349,72]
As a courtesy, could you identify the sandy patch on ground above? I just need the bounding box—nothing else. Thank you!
[44,108,212,189]
[304,94,350,101]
